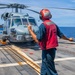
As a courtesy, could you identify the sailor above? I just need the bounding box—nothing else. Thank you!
[27,9,73,75]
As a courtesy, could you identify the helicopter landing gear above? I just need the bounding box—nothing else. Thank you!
[2,36,7,41]
[0,36,7,45]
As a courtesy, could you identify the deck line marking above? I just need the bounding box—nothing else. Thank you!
[36,57,75,63]
[0,62,26,67]
[0,57,75,67]
[55,57,75,61]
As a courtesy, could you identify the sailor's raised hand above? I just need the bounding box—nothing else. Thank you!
[27,25,32,30]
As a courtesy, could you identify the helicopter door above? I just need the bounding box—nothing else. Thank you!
[6,19,11,35]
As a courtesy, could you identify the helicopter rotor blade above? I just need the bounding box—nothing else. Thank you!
[0,3,8,6]
[26,9,40,14]
[27,6,75,11]
[0,7,8,9]
[25,6,75,15]
[47,7,75,11]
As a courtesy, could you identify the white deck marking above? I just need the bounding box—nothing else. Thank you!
[0,62,26,67]
[0,57,75,67]
[0,48,8,49]
[0,48,3,49]
[36,57,75,63]
[55,57,75,61]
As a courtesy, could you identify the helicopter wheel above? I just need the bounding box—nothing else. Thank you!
[2,36,7,42]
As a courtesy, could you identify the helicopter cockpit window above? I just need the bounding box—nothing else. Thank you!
[28,19,36,26]
[22,19,28,25]
[12,19,22,26]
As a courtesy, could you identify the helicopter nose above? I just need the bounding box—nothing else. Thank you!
[15,25,29,35]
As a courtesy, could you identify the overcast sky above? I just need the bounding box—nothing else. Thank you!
[0,0,75,27]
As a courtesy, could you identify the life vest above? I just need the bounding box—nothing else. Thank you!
[39,20,58,50]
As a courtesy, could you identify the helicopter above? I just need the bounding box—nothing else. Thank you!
[0,3,40,42]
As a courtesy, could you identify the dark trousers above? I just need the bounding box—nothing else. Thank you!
[41,48,58,75]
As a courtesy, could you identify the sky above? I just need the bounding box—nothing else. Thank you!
[0,0,75,27]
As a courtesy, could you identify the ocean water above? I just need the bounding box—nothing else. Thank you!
[59,27,75,38]
[0,28,3,34]
[0,27,75,38]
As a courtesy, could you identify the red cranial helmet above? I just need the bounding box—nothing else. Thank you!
[40,9,52,20]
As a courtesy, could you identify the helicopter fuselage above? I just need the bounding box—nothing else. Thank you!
[2,12,39,42]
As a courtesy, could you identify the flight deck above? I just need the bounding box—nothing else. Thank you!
[0,38,75,75]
